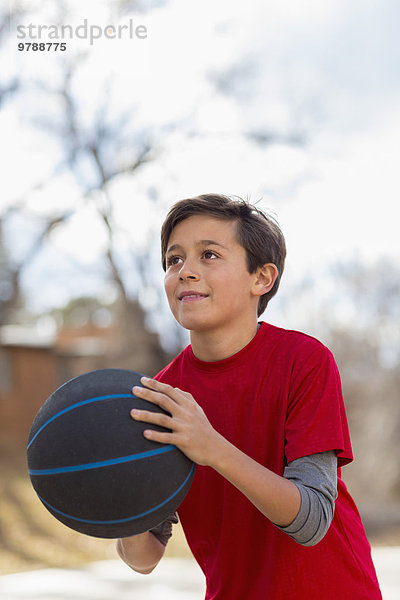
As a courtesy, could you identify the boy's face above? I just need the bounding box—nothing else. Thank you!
[164,215,268,335]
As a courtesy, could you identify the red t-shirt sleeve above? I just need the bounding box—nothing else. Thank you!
[284,341,353,467]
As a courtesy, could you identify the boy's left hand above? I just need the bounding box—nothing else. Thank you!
[130,377,221,466]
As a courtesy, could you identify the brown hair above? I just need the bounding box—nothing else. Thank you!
[161,193,286,316]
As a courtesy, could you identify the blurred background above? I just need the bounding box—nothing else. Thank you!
[1,0,399,575]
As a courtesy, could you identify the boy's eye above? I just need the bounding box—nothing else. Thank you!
[166,255,182,267]
[203,250,218,260]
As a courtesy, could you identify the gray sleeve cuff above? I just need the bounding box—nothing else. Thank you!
[149,513,179,546]
[275,450,338,546]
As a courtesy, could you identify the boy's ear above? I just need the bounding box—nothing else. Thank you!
[252,263,278,297]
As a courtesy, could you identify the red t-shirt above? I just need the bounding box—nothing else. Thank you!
[156,323,382,600]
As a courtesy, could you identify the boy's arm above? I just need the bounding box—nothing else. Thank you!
[131,378,301,528]
[276,451,337,545]
[200,424,301,526]
[116,531,166,574]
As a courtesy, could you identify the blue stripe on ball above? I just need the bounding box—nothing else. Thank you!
[29,444,176,476]
[36,462,196,525]
[27,394,134,450]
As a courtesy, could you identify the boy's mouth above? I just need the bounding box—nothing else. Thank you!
[178,291,209,302]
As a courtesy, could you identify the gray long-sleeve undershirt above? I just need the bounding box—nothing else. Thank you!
[275,450,338,546]
[150,450,338,547]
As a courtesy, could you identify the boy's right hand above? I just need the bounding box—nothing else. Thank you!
[131,377,223,467]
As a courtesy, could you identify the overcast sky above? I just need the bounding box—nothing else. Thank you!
[2,0,400,333]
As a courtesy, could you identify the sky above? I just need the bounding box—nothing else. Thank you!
[2,0,400,336]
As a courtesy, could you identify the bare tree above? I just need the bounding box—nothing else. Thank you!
[286,258,400,531]
[1,0,333,356]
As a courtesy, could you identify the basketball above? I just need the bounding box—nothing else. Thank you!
[27,368,195,539]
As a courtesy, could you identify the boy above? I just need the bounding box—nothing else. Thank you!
[117,194,382,599]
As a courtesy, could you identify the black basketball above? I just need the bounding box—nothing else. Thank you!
[27,369,195,539]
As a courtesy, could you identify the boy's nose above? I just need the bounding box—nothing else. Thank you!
[178,260,200,281]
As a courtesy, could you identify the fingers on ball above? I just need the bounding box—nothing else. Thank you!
[131,409,171,428]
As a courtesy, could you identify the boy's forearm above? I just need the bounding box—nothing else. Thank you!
[116,531,165,574]
[209,433,301,527]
